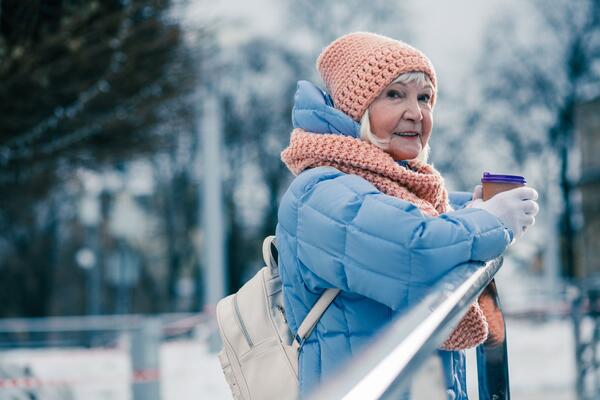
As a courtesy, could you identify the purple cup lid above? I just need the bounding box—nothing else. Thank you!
[481,172,526,185]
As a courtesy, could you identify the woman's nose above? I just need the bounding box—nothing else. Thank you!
[402,99,423,121]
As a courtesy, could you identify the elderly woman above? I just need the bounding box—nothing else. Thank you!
[276,32,539,399]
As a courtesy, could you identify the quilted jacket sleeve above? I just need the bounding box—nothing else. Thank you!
[448,191,472,210]
[277,167,510,311]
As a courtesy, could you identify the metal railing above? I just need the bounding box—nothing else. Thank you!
[310,257,508,400]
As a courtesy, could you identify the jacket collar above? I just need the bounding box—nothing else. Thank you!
[291,80,361,138]
[291,80,411,169]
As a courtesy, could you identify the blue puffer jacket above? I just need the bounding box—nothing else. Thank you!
[276,81,511,398]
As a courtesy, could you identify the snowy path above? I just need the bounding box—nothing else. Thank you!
[466,317,575,400]
[0,339,230,400]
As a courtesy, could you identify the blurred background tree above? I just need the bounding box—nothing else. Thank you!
[469,0,599,277]
[0,0,200,317]
[1,0,592,320]
[215,38,308,291]
[216,0,413,291]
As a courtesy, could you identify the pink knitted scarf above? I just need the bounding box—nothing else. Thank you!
[281,129,488,350]
[282,129,448,215]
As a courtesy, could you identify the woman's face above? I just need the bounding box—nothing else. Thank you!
[368,79,434,161]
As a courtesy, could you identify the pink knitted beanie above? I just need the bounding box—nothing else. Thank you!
[316,32,437,121]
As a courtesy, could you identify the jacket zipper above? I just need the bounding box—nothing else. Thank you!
[233,294,253,347]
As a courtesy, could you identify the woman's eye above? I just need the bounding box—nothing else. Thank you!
[419,93,432,103]
[387,90,403,99]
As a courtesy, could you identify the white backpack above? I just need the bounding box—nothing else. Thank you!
[216,236,339,400]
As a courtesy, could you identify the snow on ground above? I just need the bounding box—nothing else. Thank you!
[505,318,575,400]
[465,317,575,400]
[160,339,229,400]
[0,339,230,400]
[0,316,576,400]
[462,256,577,400]
[0,347,130,399]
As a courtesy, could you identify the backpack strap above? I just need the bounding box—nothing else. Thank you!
[262,235,340,351]
[292,288,340,351]
[262,235,279,276]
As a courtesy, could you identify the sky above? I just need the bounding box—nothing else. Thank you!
[410,1,511,91]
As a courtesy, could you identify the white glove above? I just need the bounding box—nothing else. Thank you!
[469,187,539,242]
[462,185,483,209]
[472,184,483,200]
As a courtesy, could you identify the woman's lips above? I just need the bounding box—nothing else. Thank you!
[393,132,420,138]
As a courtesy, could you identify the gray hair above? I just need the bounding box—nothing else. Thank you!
[359,72,433,163]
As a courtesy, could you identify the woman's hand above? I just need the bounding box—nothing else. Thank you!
[469,187,539,243]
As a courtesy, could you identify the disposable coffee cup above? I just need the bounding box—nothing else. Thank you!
[481,172,526,201]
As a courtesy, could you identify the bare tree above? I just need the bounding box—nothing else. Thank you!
[472,0,600,277]
[0,0,197,196]
[0,0,200,317]
[285,0,412,47]
[214,38,307,290]
[212,1,414,291]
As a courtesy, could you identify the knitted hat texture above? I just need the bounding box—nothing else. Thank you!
[316,32,437,121]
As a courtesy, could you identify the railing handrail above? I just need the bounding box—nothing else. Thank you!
[0,312,209,333]
[309,256,504,400]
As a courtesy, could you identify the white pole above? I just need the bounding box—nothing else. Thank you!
[200,92,226,307]
[131,317,161,400]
